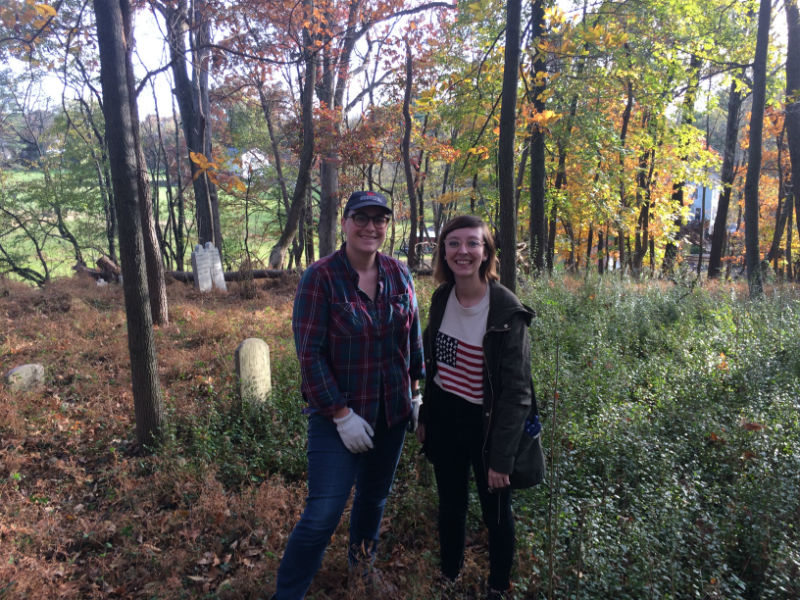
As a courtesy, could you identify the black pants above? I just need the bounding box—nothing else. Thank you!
[430,383,515,591]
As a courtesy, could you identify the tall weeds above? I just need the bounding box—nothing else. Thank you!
[512,276,800,599]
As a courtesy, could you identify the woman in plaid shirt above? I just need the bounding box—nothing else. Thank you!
[271,191,425,600]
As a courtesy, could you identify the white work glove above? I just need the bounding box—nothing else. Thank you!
[408,392,423,432]
[333,409,375,453]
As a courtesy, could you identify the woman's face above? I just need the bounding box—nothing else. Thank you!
[341,207,390,256]
[443,226,487,281]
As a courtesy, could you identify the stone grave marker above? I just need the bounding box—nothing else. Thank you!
[206,242,227,292]
[5,364,45,392]
[235,338,271,403]
[191,243,213,291]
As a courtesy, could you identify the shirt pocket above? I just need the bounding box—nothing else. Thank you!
[387,293,412,332]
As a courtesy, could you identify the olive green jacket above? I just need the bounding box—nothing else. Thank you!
[421,280,538,478]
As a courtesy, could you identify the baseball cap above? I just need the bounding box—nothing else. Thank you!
[344,191,392,215]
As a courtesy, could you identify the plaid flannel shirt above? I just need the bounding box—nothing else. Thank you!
[292,246,425,428]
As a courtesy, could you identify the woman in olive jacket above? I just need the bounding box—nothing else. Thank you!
[417,215,540,600]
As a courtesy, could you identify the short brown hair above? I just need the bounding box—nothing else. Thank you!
[433,215,499,284]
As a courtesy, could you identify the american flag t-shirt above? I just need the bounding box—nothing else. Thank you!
[435,332,484,403]
[432,286,489,404]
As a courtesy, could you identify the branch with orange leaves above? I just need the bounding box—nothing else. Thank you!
[189,151,247,195]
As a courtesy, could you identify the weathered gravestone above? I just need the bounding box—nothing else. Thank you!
[4,364,45,392]
[191,244,213,292]
[206,242,227,292]
[190,243,227,292]
[235,338,271,403]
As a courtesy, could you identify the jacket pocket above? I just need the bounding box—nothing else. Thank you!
[510,412,546,489]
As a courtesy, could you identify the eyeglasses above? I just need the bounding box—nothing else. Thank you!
[445,239,484,250]
[349,213,391,228]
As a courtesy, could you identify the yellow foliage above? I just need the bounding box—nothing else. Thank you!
[189,151,217,172]
[34,3,56,17]
[532,110,562,126]
[467,145,490,160]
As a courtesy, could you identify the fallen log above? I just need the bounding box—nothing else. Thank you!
[167,269,289,283]
[168,266,432,284]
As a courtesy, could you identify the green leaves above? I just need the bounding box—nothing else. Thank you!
[520,276,800,598]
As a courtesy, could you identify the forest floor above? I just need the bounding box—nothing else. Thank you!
[0,274,483,600]
[7,273,798,600]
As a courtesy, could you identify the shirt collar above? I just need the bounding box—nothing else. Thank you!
[338,244,386,290]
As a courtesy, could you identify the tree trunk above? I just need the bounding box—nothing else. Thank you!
[127,68,168,325]
[744,0,771,297]
[617,76,634,274]
[402,40,420,270]
[527,0,546,277]
[162,0,222,251]
[171,101,186,271]
[784,1,800,265]
[259,85,302,264]
[499,0,523,291]
[787,192,794,280]
[597,229,605,274]
[316,1,361,258]
[268,8,316,268]
[633,124,655,277]
[708,76,744,278]
[662,54,703,275]
[94,0,164,448]
[766,125,790,267]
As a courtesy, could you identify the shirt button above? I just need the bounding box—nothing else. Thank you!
[504,323,509,328]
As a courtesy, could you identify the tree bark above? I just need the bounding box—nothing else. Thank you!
[499,0,523,291]
[633,109,656,276]
[527,0,546,278]
[784,1,800,264]
[259,84,302,264]
[708,76,744,279]
[617,77,634,275]
[662,54,702,275]
[94,0,164,448]
[127,46,168,325]
[316,0,361,258]
[766,125,790,267]
[268,6,316,268]
[744,0,771,297]
[161,0,222,251]
[402,40,420,270]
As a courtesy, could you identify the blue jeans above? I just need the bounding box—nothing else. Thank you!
[272,412,407,599]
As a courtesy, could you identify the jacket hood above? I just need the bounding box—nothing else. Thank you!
[486,280,534,329]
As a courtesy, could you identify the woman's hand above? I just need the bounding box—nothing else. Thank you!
[488,468,510,490]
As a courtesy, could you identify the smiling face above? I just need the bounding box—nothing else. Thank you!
[341,206,390,257]
[443,226,488,282]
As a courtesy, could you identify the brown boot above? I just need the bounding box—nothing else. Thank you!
[347,564,399,599]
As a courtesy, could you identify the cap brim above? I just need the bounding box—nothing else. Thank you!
[347,200,392,214]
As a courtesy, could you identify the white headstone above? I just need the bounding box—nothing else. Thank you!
[235,338,271,403]
[191,243,213,292]
[205,241,228,292]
